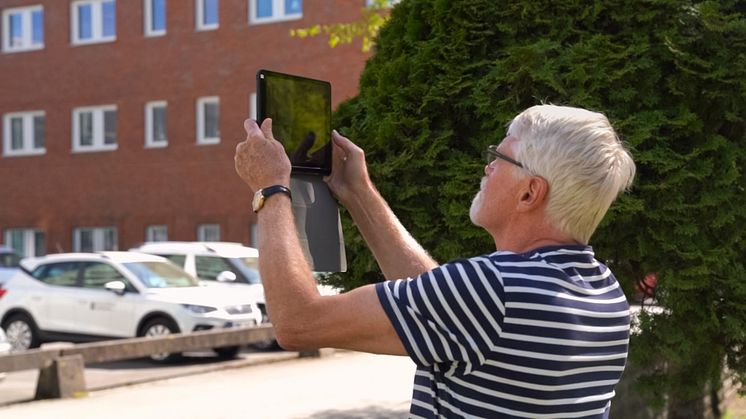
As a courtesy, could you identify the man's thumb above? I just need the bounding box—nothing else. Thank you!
[260,118,274,140]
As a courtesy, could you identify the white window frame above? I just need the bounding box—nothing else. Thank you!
[197,224,220,241]
[366,0,400,7]
[145,101,168,148]
[3,111,46,157]
[196,96,220,145]
[4,228,45,258]
[249,0,302,25]
[195,0,219,31]
[145,225,168,242]
[73,227,118,252]
[72,105,118,153]
[249,92,256,120]
[71,0,116,45]
[250,223,258,247]
[2,5,44,53]
[144,0,166,37]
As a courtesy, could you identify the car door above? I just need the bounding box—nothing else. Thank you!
[30,261,85,333]
[76,262,137,337]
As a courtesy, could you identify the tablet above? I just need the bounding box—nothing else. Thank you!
[256,69,332,175]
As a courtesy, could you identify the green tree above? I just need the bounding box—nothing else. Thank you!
[290,0,391,52]
[325,0,746,416]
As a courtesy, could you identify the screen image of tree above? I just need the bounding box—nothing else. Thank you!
[265,75,330,170]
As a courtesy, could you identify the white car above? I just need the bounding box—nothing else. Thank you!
[130,241,339,349]
[0,252,263,362]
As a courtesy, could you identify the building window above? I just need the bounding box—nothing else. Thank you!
[73,105,117,152]
[196,0,218,31]
[249,92,257,120]
[250,223,258,247]
[145,101,168,147]
[249,0,301,25]
[144,0,166,36]
[366,0,400,7]
[71,0,116,45]
[4,228,45,258]
[197,224,220,241]
[73,227,117,252]
[196,97,219,144]
[145,225,168,242]
[2,5,44,53]
[3,111,45,157]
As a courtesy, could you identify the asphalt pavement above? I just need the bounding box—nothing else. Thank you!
[0,350,417,419]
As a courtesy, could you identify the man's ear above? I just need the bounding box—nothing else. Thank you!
[517,176,549,212]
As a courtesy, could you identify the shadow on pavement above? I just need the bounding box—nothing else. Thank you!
[304,406,409,418]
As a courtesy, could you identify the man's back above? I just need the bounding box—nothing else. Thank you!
[376,245,630,418]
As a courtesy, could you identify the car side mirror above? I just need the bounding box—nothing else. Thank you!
[104,280,127,295]
[216,271,237,283]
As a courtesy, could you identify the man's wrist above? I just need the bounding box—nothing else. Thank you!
[253,185,292,213]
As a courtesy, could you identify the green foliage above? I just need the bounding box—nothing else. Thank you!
[324,0,746,409]
[289,0,391,52]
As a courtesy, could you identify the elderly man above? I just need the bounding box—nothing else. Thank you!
[234,104,636,418]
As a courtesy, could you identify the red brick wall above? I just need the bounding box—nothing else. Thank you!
[0,0,371,252]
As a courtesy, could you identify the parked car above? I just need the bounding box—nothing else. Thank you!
[0,246,21,285]
[129,241,339,349]
[0,327,10,381]
[0,252,263,362]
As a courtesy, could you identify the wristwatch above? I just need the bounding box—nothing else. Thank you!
[252,185,292,213]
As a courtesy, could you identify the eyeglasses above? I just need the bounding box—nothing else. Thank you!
[484,145,524,169]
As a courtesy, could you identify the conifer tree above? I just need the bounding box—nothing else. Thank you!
[327,1,746,414]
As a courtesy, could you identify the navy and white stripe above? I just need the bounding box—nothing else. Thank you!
[376,245,630,418]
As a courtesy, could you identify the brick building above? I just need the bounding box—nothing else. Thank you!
[0,0,371,257]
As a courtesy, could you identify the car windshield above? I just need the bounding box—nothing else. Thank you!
[0,252,20,268]
[123,261,198,288]
[232,257,262,285]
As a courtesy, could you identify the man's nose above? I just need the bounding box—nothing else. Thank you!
[484,162,494,175]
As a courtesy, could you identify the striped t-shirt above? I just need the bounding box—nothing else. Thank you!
[375,245,630,418]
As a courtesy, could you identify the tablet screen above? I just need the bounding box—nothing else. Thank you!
[257,70,332,175]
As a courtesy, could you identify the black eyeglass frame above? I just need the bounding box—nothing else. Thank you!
[484,145,524,169]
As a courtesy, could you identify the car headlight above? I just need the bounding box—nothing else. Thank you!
[182,304,217,314]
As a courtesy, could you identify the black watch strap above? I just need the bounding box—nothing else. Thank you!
[263,185,292,200]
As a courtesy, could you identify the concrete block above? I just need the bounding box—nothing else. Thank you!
[35,354,88,400]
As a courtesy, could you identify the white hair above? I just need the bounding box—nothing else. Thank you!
[507,105,636,244]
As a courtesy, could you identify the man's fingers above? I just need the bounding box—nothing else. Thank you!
[332,130,362,160]
[243,118,264,138]
[260,118,275,140]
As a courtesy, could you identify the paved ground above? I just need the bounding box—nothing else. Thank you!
[0,348,300,406]
[0,351,417,419]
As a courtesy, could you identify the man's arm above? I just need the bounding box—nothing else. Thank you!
[325,131,438,279]
[235,119,405,354]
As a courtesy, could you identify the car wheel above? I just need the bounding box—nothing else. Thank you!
[139,317,181,363]
[250,339,281,352]
[2,313,40,351]
[213,345,241,359]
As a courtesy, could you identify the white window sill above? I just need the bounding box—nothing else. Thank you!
[250,14,302,26]
[3,148,46,157]
[145,30,166,38]
[72,145,118,153]
[197,138,220,145]
[71,36,117,46]
[2,44,45,54]
[196,24,219,31]
[145,142,168,149]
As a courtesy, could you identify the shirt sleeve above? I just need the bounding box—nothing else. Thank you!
[375,257,506,374]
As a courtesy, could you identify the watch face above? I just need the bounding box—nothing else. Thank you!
[252,190,265,212]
